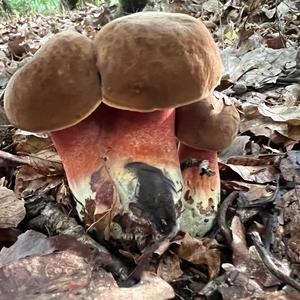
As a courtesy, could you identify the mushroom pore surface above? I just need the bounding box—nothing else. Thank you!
[94,12,222,111]
[4,30,101,132]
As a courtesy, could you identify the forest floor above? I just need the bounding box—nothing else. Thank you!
[0,0,300,299]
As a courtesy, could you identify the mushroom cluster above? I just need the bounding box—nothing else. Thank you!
[4,12,240,249]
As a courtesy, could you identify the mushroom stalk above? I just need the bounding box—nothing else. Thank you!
[51,104,182,248]
[178,143,220,236]
[175,92,240,236]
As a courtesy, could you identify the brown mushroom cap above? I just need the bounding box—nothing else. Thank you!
[176,92,240,151]
[94,12,222,111]
[4,31,101,132]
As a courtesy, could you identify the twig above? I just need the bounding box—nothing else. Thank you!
[218,191,239,244]
[251,231,300,292]
[0,149,64,175]
[0,149,31,166]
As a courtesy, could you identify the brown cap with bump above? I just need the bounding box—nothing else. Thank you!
[4,30,101,132]
[176,91,240,151]
[94,12,222,111]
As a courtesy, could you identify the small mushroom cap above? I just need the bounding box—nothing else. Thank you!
[94,12,222,111]
[176,92,240,151]
[4,31,101,132]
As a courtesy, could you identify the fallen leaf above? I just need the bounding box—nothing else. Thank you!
[280,151,300,183]
[223,164,278,183]
[258,103,300,126]
[0,187,25,228]
[14,165,63,198]
[219,136,250,162]
[221,38,297,88]
[0,230,56,267]
[173,233,220,279]
[157,252,183,282]
[276,188,300,267]
[231,216,249,266]
[13,130,52,154]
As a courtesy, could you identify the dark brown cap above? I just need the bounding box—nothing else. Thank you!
[4,31,101,132]
[176,92,240,151]
[94,12,222,111]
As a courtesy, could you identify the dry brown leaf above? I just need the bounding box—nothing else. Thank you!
[0,241,174,300]
[247,246,287,287]
[222,40,297,89]
[219,136,250,163]
[220,263,264,299]
[240,117,288,138]
[56,182,72,206]
[0,149,63,176]
[235,182,275,210]
[173,233,220,279]
[224,164,278,183]
[26,149,63,175]
[276,188,300,266]
[13,130,52,154]
[14,165,63,198]
[157,252,183,282]
[231,216,249,267]
[240,290,300,300]
[0,250,116,299]
[154,239,172,256]
[258,103,300,126]
[0,187,25,228]
[280,151,300,183]
[96,272,175,300]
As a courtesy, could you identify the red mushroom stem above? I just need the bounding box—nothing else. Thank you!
[51,104,182,246]
[178,143,220,236]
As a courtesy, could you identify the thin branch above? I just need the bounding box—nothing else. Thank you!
[251,231,300,292]
[218,191,239,244]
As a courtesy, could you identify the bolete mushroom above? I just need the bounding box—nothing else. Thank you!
[92,11,224,243]
[94,12,222,111]
[4,28,183,249]
[4,31,101,132]
[51,105,182,249]
[4,12,228,248]
[176,91,240,236]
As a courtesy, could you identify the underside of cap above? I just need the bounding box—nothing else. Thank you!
[94,12,222,111]
[4,30,102,132]
[175,92,240,151]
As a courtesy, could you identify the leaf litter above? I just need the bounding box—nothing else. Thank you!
[0,0,300,299]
